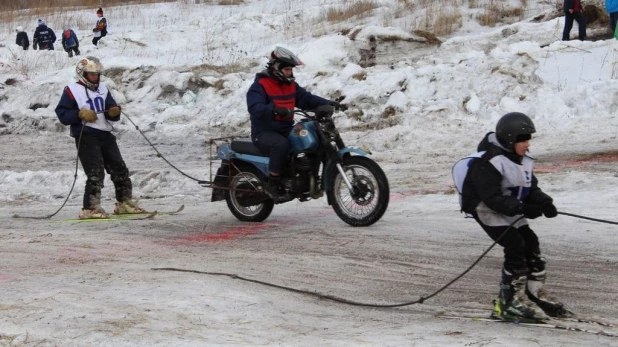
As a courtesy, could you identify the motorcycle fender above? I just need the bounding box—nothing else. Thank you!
[323,148,369,205]
[233,153,270,177]
[211,161,230,202]
[217,143,233,160]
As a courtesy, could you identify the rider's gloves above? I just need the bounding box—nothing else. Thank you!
[328,100,348,111]
[273,107,293,121]
[542,201,558,218]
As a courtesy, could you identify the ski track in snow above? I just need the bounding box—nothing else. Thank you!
[1,134,618,346]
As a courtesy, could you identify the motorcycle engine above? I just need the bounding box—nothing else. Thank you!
[294,153,313,171]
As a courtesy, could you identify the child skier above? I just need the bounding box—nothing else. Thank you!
[54,57,146,219]
[452,112,567,323]
[61,25,80,57]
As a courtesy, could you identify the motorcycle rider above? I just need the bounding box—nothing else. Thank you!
[246,46,347,201]
[453,112,567,322]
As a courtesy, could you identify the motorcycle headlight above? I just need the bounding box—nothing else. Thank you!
[293,123,308,136]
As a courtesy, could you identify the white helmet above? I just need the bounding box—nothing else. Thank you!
[76,57,103,91]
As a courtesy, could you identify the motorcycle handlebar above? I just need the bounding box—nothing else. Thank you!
[293,105,335,119]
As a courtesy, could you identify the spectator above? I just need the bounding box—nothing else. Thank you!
[92,8,108,46]
[562,0,586,41]
[33,19,56,50]
[15,26,29,50]
[61,24,80,57]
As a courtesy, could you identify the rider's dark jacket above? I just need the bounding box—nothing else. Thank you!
[247,70,330,136]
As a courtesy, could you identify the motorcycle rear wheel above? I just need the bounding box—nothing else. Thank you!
[327,156,389,227]
[225,165,274,222]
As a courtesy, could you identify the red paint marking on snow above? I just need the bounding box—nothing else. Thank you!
[0,274,12,282]
[535,165,562,173]
[390,192,407,201]
[178,223,271,243]
[537,152,618,173]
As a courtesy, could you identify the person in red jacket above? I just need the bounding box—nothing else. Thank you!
[246,47,346,200]
[563,0,586,41]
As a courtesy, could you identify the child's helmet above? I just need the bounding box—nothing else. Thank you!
[76,57,103,91]
[267,46,303,84]
[495,112,536,148]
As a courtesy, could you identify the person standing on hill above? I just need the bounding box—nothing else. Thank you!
[54,57,146,219]
[33,19,56,50]
[452,112,568,323]
[92,8,108,46]
[562,0,586,41]
[61,24,80,57]
[607,0,618,36]
[15,26,29,50]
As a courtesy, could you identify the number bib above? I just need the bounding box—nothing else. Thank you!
[68,82,112,132]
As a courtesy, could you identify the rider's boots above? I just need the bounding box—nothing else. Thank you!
[265,175,283,201]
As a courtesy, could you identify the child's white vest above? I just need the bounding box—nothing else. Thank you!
[68,82,112,132]
[452,151,534,228]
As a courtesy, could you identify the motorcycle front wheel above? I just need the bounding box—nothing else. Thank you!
[225,165,274,222]
[327,156,389,227]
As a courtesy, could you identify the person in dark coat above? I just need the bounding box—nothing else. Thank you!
[61,24,80,57]
[246,46,347,200]
[563,0,586,41]
[33,19,56,50]
[453,112,567,323]
[92,8,108,46]
[15,26,29,50]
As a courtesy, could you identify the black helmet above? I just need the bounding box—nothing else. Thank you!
[495,112,536,148]
[267,46,303,84]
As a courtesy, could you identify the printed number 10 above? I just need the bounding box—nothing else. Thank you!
[86,96,105,113]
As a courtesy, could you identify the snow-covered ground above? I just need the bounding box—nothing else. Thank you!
[1,1,618,346]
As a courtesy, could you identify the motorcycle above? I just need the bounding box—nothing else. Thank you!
[209,105,389,227]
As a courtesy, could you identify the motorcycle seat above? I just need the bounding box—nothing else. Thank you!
[231,138,268,157]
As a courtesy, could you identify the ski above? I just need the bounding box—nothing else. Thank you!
[124,204,185,216]
[557,315,615,327]
[438,315,618,337]
[55,211,158,223]
[450,305,616,328]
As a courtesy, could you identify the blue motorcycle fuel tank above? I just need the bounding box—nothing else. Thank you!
[288,120,319,153]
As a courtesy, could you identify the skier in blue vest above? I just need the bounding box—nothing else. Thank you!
[453,112,566,323]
